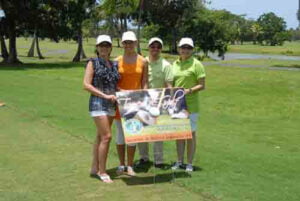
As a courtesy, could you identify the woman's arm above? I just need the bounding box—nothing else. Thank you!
[165,82,173,88]
[83,61,116,102]
[185,77,205,95]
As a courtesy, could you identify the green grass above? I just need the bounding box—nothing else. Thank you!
[228,41,300,56]
[1,39,300,201]
[0,106,202,201]
[220,59,300,68]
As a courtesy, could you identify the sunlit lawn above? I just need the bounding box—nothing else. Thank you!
[1,38,300,201]
[220,59,300,68]
[228,41,300,56]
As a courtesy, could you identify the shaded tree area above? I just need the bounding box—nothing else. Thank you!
[138,0,200,53]
[98,0,139,47]
[0,0,97,64]
[184,8,232,58]
[26,0,69,59]
[140,3,291,57]
[0,0,27,64]
[257,12,290,46]
[0,15,9,62]
[0,0,71,64]
[68,0,95,62]
[290,29,300,41]
[0,0,294,64]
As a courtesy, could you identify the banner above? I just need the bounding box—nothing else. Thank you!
[116,88,192,143]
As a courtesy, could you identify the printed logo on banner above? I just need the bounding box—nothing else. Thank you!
[124,119,143,134]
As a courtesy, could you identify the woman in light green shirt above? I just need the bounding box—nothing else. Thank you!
[137,37,173,168]
[171,38,206,172]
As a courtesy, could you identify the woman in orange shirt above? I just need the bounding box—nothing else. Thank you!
[115,31,148,176]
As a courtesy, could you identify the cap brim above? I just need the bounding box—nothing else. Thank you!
[122,39,137,42]
[149,40,163,46]
[179,44,194,48]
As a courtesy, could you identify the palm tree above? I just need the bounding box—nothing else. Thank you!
[0,8,9,62]
[251,23,263,44]
[297,0,300,28]
[101,0,139,46]
[137,0,143,55]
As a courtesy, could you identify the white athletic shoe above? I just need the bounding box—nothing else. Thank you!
[171,162,183,170]
[171,111,188,119]
[185,164,194,172]
[126,166,136,176]
[116,166,125,175]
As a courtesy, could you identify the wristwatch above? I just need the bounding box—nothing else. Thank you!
[189,88,192,94]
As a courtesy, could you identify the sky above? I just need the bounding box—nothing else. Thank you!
[207,0,299,29]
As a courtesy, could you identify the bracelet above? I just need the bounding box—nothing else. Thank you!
[189,88,192,94]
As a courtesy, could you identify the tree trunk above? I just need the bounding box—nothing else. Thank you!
[0,34,9,62]
[137,0,143,55]
[27,30,44,59]
[7,20,21,64]
[120,17,124,33]
[80,45,86,59]
[117,38,120,48]
[35,34,44,59]
[124,15,127,31]
[111,17,121,48]
[171,28,177,54]
[72,29,85,62]
[27,33,36,57]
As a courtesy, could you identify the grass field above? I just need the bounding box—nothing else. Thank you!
[1,38,300,201]
[228,41,300,56]
[220,59,300,68]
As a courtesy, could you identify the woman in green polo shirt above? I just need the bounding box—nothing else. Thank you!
[171,37,206,172]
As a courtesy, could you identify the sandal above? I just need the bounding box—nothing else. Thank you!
[90,173,113,183]
[99,174,113,183]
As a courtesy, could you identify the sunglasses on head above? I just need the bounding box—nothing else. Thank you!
[180,45,193,50]
[98,42,111,48]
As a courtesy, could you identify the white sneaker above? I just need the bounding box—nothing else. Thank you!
[116,166,125,175]
[185,164,193,172]
[171,111,188,119]
[126,166,136,176]
[171,162,183,170]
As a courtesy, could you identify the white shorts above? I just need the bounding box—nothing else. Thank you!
[115,120,136,146]
[90,109,116,117]
[189,113,199,132]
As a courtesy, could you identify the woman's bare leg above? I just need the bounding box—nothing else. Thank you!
[92,115,113,174]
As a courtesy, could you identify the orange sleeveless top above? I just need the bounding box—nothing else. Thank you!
[115,54,145,119]
[117,55,145,90]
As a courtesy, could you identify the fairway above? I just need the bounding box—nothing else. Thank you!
[228,41,300,56]
[1,39,300,201]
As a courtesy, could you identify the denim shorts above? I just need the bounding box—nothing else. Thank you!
[90,109,116,117]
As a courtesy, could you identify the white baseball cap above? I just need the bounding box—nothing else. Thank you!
[122,31,137,42]
[148,37,163,46]
[96,35,112,45]
[178,37,194,48]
